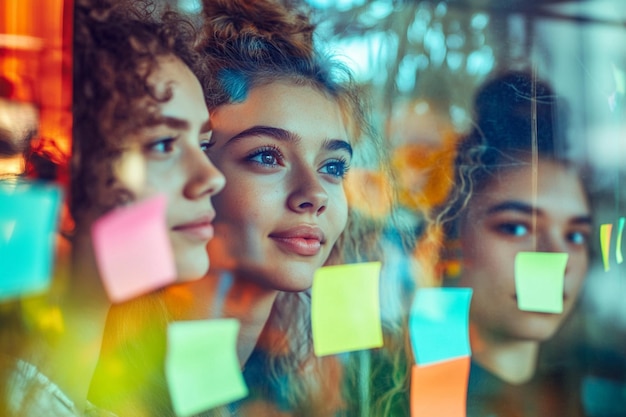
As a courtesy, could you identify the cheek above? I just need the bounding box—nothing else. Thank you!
[330,189,349,235]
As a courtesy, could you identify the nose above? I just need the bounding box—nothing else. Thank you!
[287,167,328,215]
[184,148,225,199]
[535,229,568,254]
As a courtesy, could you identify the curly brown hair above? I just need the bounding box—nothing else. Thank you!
[71,0,205,224]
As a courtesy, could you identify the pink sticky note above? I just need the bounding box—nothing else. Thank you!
[411,357,470,417]
[92,195,176,302]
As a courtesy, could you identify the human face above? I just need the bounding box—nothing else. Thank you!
[206,81,352,291]
[116,56,225,279]
[458,158,591,342]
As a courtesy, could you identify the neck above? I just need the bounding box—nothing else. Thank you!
[168,270,279,366]
[471,325,540,385]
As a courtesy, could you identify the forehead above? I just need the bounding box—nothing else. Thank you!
[145,56,207,122]
[469,159,589,215]
[211,81,348,138]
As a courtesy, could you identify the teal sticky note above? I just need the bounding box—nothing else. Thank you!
[0,181,62,300]
[514,252,568,313]
[312,262,383,356]
[165,319,248,417]
[616,218,624,265]
[409,288,472,365]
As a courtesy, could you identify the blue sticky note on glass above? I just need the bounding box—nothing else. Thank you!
[166,319,248,416]
[409,288,472,365]
[0,181,62,300]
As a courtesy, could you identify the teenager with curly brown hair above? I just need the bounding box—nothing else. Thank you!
[1,1,224,415]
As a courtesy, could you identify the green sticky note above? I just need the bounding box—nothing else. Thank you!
[312,262,383,356]
[165,319,247,416]
[600,224,613,272]
[616,218,624,265]
[514,252,568,314]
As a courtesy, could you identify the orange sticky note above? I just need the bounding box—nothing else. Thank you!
[312,262,383,356]
[600,224,613,272]
[92,195,176,303]
[411,357,470,417]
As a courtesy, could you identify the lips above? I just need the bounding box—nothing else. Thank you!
[172,214,215,241]
[269,225,325,256]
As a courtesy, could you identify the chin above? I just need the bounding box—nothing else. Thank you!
[239,262,315,292]
[175,257,209,281]
[513,315,564,342]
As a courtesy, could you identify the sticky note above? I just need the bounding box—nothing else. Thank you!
[600,224,613,272]
[165,319,247,416]
[312,262,383,356]
[514,252,568,313]
[409,288,472,365]
[0,181,62,300]
[613,63,625,94]
[410,357,470,417]
[91,195,176,303]
[616,218,624,265]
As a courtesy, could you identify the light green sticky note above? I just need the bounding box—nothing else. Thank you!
[600,224,613,272]
[514,252,568,314]
[165,319,248,417]
[616,218,624,265]
[312,262,383,357]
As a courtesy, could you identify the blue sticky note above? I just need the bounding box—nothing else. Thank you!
[0,181,62,300]
[409,288,472,365]
[166,319,248,416]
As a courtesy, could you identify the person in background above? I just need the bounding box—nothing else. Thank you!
[435,70,591,417]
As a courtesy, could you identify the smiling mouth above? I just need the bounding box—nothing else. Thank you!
[271,236,322,256]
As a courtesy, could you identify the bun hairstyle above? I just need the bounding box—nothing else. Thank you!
[71,0,203,222]
[197,0,360,126]
[201,0,315,58]
[436,70,569,237]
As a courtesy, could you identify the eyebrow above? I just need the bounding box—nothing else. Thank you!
[226,125,353,157]
[200,120,212,134]
[486,200,592,225]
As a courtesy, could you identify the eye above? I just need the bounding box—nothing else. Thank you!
[200,139,214,156]
[247,146,283,167]
[568,230,588,246]
[320,158,350,179]
[147,137,176,154]
[497,223,530,237]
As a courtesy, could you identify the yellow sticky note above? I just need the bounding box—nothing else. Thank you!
[165,319,248,416]
[312,262,383,356]
[515,252,568,314]
[616,218,624,265]
[600,223,613,272]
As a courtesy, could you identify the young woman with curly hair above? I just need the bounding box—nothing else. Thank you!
[1,0,224,415]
